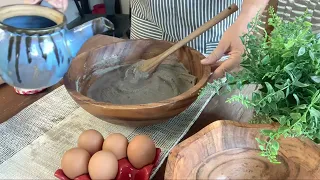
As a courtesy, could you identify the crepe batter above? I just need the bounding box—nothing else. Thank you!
[87,60,197,105]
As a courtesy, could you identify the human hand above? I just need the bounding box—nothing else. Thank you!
[24,0,68,12]
[201,20,247,81]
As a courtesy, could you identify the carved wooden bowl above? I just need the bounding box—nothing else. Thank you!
[165,120,320,180]
[63,39,211,127]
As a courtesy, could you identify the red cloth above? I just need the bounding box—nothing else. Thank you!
[92,4,106,14]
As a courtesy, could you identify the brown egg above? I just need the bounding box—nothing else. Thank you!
[88,151,118,180]
[127,135,156,169]
[61,148,91,179]
[102,133,128,160]
[78,129,104,155]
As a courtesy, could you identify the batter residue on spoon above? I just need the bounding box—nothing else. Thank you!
[87,60,197,105]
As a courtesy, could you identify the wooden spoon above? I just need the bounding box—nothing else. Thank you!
[137,4,239,74]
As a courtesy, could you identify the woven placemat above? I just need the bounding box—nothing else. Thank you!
[0,81,221,179]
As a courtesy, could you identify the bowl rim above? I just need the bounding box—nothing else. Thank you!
[64,39,211,110]
[165,120,320,179]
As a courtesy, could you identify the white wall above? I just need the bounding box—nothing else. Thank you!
[119,0,129,14]
[0,0,129,15]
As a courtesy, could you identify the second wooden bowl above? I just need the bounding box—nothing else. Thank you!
[63,39,211,127]
[165,120,320,179]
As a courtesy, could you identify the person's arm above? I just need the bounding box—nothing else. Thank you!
[201,0,270,80]
[235,0,270,29]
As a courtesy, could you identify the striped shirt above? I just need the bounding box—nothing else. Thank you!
[130,0,243,55]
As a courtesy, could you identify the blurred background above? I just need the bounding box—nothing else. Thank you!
[0,0,131,85]
[0,0,130,23]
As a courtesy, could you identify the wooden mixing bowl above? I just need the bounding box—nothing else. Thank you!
[63,39,211,126]
[165,120,320,179]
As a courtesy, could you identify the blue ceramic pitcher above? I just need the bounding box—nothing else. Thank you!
[0,4,114,89]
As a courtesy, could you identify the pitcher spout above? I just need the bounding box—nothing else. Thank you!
[66,17,114,57]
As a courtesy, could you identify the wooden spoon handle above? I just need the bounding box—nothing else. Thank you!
[140,4,239,72]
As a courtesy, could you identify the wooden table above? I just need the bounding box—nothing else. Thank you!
[0,35,254,179]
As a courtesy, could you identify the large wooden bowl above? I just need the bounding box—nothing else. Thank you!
[165,120,320,179]
[63,39,211,126]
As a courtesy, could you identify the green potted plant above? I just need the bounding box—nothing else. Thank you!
[201,8,320,164]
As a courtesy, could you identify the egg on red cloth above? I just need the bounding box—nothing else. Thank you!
[127,135,156,169]
[103,133,128,160]
[61,148,91,179]
[88,151,118,180]
[78,129,104,156]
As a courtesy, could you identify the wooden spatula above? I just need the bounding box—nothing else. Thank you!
[137,4,239,75]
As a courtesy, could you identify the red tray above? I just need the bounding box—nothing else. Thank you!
[55,148,161,180]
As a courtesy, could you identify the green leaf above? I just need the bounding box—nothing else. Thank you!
[304,21,313,27]
[260,152,268,157]
[293,123,303,135]
[255,138,266,145]
[310,107,320,118]
[275,84,283,89]
[282,51,293,57]
[240,36,245,44]
[272,161,281,164]
[290,113,301,120]
[259,145,265,150]
[309,50,315,60]
[293,94,300,105]
[270,147,278,156]
[298,46,306,56]
[271,140,280,151]
[265,82,275,93]
[294,104,307,110]
[285,40,295,49]
[311,76,320,83]
[286,87,290,97]
[301,113,307,123]
[262,55,270,64]
[278,126,287,133]
[292,80,309,87]
[279,116,287,125]
[226,73,234,82]
[284,63,295,72]
[261,129,274,136]
[226,84,232,92]
[276,90,285,99]
[236,81,242,90]
[252,92,260,102]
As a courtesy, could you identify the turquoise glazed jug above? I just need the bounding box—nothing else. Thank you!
[0,4,114,89]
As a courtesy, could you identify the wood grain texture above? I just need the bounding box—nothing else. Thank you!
[64,38,211,126]
[165,120,320,180]
[0,82,62,123]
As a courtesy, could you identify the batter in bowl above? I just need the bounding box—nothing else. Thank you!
[87,60,197,105]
